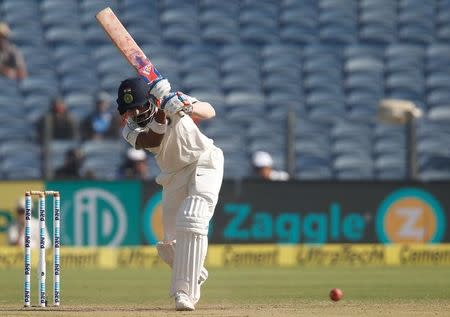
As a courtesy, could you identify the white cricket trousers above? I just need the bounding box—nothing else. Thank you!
[160,147,224,241]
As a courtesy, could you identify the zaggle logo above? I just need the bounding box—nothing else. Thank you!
[376,188,446,243]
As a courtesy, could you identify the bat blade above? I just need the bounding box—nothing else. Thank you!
[95,7,160,82]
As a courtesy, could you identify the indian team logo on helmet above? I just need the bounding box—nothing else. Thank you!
[143,191,164,244]
[376,188,445,243]
[123,93,133,104]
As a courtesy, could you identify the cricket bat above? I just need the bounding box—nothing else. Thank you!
[95,7,161,83]
[96,7,185,117]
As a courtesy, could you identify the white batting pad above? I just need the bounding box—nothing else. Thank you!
[175,196,210,235]
[171,196,210,303]
[157,240,209,285]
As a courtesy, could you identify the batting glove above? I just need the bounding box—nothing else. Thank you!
[149,77,171,99]
[161,92,192,117]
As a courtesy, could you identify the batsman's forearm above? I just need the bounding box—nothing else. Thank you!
[192,102,215,120]
[154,108,166,123]
[136,131,164,149]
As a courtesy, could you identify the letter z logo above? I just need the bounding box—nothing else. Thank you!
[396,207,424,240]
[376,188,446,243]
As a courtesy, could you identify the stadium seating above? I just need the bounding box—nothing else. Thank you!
[0,0,448,180]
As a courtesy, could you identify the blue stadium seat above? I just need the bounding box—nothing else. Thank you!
[20,76,59,97]
[3,166,42,180]
[345,57,383,74]
[50,140,80,170]
[81,157,120,180]
[63,93,94,121]
[333,154,374,179]
[398,25,435,45]
[426,73,450,93]
[344,44,385,60]
[202,25,239,45]
[241,26,279,46]
[45,27,84,46]
[162,25,201,45]
[199,9,236,26]
[0,117,36,141]
[296,166,333,180]
[303,58,342,77]
[426,89,450,109]
[0,140,40,156]
[437,22,450,40]
[80,0,119,15]
[248,135,286,154]
[81,140,126,160]
[224,154,252,179]
[345,74,383,95]
[181,72,220,92]
[84,25,111,46]
[223,74,261,94]
[261,56,301,76]
[428,106,450,121]
[213,135,246,154]
[386,73,425,96]
[9,28,45,47]
[375,154,406,180]
[426,44,450,72]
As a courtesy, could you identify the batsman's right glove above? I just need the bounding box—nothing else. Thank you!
[148,77,171,100]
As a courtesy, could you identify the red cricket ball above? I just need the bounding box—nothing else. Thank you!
[329,288,343,301]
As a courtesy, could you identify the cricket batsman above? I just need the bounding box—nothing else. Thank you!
[116,75,224,311]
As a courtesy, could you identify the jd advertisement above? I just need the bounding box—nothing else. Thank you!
[47,181,141,246]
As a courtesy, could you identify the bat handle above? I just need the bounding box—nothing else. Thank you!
[178,110,186,118]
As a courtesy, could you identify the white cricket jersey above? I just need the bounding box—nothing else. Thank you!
[148,114,215,173]
[146,96,215,176]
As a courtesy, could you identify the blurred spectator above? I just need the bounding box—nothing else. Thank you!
[118,148,150,179]
[0,22,27,80]
[54,148,84,179]
[7,197,50,249]
[37,97,79,141]
[81,91,121,141]
[252,151,289,181]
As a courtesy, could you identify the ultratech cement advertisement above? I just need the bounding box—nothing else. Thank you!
[0,181,448,246]
[1,244,450,269]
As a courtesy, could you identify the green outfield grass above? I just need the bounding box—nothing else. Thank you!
[0,266,449,316]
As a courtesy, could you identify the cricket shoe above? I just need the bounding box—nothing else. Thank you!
[175,291,195,311]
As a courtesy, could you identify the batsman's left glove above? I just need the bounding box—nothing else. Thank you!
[161,92,193,117]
